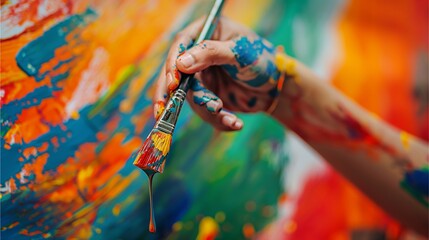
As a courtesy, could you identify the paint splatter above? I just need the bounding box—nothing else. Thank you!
[154,101,165,120]
[190,78,219,112]
[221,37,281,88]
[247,97,257,108]
[231,37,274,68]
[196,217,219,240]
[400,131,411,151]
[404,168,429,196]
[228,92,238,106]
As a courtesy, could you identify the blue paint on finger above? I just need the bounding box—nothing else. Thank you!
[190,78,219,110]
[247,97,257,108]
[228,93,238,106]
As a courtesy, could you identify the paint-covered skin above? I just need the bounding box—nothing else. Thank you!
[224,36,280,88]
[157,17,429,236]
[402,167,429,206]
[189,78,219,113]
[155,14,428,236]
[154,17,295,131]
[270,58,429,235]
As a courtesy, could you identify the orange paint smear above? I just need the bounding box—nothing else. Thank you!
[331,0,428,139]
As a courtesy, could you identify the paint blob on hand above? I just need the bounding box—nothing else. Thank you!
[153,17,296,132]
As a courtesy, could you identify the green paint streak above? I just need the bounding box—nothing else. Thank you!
[88,65,138,118]
[164,114,287,239]
[258,0,341,66]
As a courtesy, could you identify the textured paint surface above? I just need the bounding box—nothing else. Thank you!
[1,0,427,239]
[190,77,219,113]
[224,37,280,88]
[2,1,284,239]
[133,130,172,173]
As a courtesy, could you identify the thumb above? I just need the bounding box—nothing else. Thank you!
[176,40,235,74]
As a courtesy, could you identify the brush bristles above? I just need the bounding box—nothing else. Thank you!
[133,129,172,173]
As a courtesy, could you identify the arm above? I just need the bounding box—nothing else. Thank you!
[154,17,428,236]
[272,54,429,235]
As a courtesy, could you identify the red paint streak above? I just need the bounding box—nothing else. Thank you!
[133,131,168,173]
[331,105,398,155]
[285,170,402,239]
[19,229,43,237]
[133,138,158,171]
[167,69,181,92]
[331,105,377,142]
[149,221,156,233]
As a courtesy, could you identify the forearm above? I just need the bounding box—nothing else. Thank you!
[272,56,429,235]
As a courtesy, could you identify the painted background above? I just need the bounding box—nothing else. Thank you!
[1,0,427,239]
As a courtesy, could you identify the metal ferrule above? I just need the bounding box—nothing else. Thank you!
[154,89,187,135]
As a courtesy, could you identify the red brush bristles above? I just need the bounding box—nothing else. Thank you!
[133,129,172,173]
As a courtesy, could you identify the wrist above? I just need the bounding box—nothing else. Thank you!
[267,48,300,121]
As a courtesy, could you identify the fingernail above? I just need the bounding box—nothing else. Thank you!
[234,120,243,129]
[223,115,234,126]
[167,72,173,87]
[167,73,178,92]
[178,53,194,68]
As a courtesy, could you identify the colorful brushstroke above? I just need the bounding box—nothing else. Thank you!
[133,130,172,173]
[2,0,427,239]
[2,1,285,239]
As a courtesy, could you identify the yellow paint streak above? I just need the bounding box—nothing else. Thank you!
[400,131,411,150]
[151,132,172,156]
[43,233,52,238]
[77,166,94,188]
[196,217,219,240]
[275,51,297,77]
[112,204,121,216]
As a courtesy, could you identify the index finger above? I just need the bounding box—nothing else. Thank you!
[164,17,207,92]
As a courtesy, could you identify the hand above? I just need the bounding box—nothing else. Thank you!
[153,17,282,131]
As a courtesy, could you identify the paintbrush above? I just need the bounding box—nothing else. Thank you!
[133,0,226,173]
[131,0,226,233]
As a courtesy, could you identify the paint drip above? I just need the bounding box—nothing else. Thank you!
[145,170,157,233]
[133,129,172,232]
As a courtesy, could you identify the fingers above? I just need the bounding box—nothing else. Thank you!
[187,77,243,131]
[176,40,236,74]
[220,111,244,130]
[153,64,168,120]
[189,103,244,131]
[154,18,207,120]
[189,77,223,114]
[165,18,207,92]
